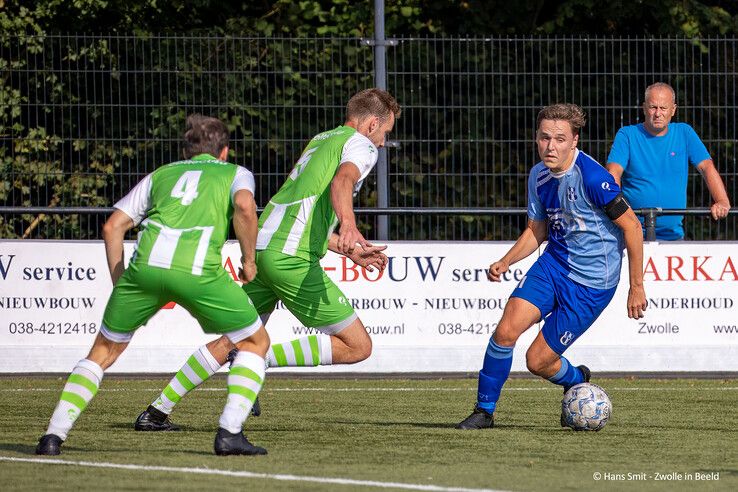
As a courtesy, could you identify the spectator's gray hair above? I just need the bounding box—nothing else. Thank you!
[536,103,586,136]
[183,114,229,159]
[644,82,676,104]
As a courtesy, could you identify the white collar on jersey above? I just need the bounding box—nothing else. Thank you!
[549,148,579,178]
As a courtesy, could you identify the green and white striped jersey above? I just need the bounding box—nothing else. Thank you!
[114,154,256,275]
[256,126,378,261]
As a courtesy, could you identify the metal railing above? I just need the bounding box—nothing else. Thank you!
[2,206,734,242]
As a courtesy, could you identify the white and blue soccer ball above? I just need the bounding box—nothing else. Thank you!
[561,382,612,431]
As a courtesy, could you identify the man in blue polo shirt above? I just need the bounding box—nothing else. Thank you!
[606,82,730,240]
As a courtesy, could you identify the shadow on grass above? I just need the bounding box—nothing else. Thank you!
[109,423,139,431]
[107,422,311,435]
[628,423,738,433]
[0,442,47,455]
[107,422,219,433]
[322,419,566,432]
[1,440,273,459]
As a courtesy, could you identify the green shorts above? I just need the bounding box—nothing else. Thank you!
[102,263,260,336]
[243,249,357,332]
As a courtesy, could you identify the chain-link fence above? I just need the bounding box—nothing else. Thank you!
[2,35,736,240]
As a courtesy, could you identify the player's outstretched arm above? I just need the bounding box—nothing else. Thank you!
[696,159,731,220]
[233,189,258,283]
[331,162,368,255]
[612,208,646,319]
[488,219,547,282]
[102,210,135,285]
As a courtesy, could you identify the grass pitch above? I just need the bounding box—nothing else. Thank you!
[0,376,736,491]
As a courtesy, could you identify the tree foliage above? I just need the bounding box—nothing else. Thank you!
[6,0,737,36]
[1,1,736,239]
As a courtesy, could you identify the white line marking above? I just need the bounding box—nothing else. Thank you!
[0,456,504,492]
[2,386,738,393]
[259,386,738,392]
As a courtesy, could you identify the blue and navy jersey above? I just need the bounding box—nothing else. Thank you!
[528,149,624,289]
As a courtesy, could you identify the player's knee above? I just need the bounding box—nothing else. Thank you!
[251,335,270,355]
[525,353,547,376]
[493,324,518,346]
[337,318,372,363]
[351,337,372,363]
[233,327,270,357]
[87,333,126,370]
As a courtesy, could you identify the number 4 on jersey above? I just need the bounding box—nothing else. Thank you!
[171,171,202,205]
[289,147,318,180]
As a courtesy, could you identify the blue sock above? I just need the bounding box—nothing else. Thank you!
[476,337,514,413]
[548,357,584,391]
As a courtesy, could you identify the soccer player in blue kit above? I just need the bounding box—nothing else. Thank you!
[457,103,647,430]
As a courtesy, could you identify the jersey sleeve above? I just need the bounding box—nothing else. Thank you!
[582,164,622,209]
[683,124,711,167]
[114,174,153,226]
[340,133,379,182]
[606,127,631,170]
[230,166,256,203]
[527,168,547,221]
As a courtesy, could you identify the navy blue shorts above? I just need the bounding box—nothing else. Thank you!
[510,256,617,354]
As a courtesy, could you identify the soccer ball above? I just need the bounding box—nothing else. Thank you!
[561,382,611,431]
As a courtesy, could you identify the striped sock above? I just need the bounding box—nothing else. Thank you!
[548,357,585,391]
[477,337,514,413]
[218,351,266,433]
[46,359,104,440]
[151,345,222,414]
[265,334,332,367]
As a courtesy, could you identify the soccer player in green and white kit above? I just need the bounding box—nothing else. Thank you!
[36,115,271,456]
[134,89,399,429]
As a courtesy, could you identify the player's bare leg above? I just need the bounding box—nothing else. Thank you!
[327,318,372,363]
[526,331,590,389]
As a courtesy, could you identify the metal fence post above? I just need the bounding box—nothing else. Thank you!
[642,208,660,242]
[374,0,389,240]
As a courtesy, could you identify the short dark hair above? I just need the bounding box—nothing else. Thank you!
[536,103,586,136]
[183,114,229,159]
[346,88,401,123]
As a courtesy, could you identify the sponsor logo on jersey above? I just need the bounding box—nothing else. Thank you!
[313,129,346,141]
[567,186,577,202]
[601,182,611,191]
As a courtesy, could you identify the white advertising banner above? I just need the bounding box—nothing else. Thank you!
[0,240,736,373]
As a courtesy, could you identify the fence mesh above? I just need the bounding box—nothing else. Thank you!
[2,35,736,240]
